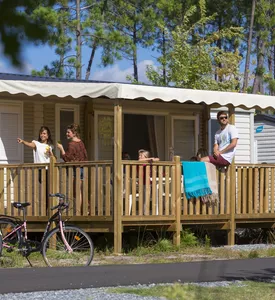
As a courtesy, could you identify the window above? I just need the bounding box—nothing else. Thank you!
[172,116,199,161]
[55,104,79,160]
[94,112,114,160]
[0,104,22,163]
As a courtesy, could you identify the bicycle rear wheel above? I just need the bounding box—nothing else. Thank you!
[42,225,94,267]
[0,219,21,252]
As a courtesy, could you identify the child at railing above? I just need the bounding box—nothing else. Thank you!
[196,148,209,161]
[138,149,159,214]
[189,148,209,162]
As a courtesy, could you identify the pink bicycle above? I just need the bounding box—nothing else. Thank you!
[0,193,94,267]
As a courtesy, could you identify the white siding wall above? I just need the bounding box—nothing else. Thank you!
[235,112,252,163]
[210,109,254,163]
[254,120,275,163]
[23,102,35,163]
[33,103,44,138]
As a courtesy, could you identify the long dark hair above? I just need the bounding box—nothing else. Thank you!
[38,126,53,145]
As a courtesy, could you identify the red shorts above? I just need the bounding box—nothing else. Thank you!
[208,155,230,167]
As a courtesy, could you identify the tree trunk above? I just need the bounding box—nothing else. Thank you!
[133,22,138,82]
[58,19,65,77]
[85,0,108,80]
[243,0,256,92]
[76,0,82,80]
[216,15,223,82]
[85,41,97,80]
[252,36,265,94]
[162,29,167,86]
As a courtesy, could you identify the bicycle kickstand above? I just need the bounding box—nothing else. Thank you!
[25,256,33,267]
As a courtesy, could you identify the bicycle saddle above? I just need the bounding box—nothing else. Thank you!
[13,202,31,209]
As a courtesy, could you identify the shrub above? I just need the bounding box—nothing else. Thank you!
[180,229,199,247]
[154,239,174,252]
[248,250,259,259]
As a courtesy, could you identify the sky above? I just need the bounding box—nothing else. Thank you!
[0,42,157,84]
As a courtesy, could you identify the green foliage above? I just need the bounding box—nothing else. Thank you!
[0,0,56,67]
[248,250,259,259]
[180,229,199,247]
[205,235,211,249]
[30,0,131,79]
[154,239,174,252]
[147,0,243,91]
[107,0,158,81]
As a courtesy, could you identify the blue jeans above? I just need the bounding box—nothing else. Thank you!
[73,167,84,180]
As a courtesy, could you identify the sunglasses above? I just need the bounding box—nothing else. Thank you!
[219,116,228,120]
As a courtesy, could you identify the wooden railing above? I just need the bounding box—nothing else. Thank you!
[55,162,113,217]
[0,159,113,218]
[181,170,231,218]
[235,164,275,215]
[2,159,275,251]
[0,163,48,216]
[121,160,177,217]
[2,161,275,219]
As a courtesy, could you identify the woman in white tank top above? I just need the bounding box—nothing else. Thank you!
[17,126,54,163]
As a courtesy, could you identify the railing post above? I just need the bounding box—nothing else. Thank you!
[48,156,58,216]
[0,167,4,214]
[114,104,122,254]
[173,156,182,246]
[228,164,236,245]
[228,104,236,245]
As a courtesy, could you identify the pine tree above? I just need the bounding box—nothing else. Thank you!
[147,0,243,91]
[107,0,158,82]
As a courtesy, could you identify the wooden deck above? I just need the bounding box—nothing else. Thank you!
[1,158,275,253]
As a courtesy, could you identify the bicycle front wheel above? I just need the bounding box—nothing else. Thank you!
[42,226,94,267]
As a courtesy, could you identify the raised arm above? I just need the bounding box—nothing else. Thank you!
[17,138,36,149]
[59,142,76,162]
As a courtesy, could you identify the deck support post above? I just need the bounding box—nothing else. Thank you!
[173,156,182,246]
[114,104,123,254]
[49,156,58,216]
[227,105,236,245]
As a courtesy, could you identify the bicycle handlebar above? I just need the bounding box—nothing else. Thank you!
[48,193,69,211]
[48,193,65,199]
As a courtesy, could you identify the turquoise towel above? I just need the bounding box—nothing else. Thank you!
[182,161,212,200]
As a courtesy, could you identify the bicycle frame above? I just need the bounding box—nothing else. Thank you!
[2,197,72,255]
[42,207,73,253]
[2,222,24,250]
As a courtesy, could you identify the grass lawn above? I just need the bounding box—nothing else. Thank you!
[110,281,275,300]
[1,229,275,268]
[1,243,275,268]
